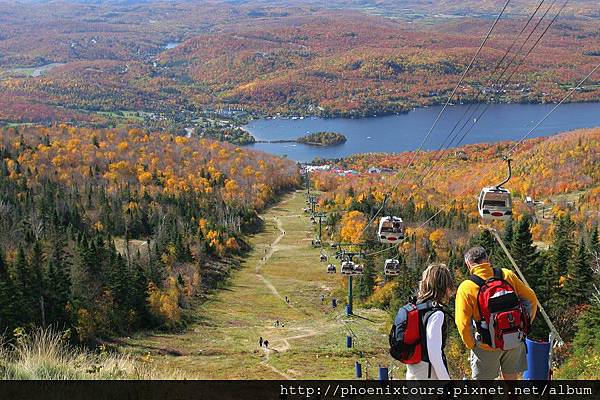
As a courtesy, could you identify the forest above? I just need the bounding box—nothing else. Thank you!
[0,125,300,342]
[309,127,600,377]
[1,1,599,131]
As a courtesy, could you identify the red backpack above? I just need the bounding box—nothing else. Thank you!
[389,300,444,364]
[468,268,530,350]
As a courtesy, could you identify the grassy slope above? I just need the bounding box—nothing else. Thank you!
[119,190,397,379]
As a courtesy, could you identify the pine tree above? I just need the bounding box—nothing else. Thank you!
[356,259,376,300]
[12,246,34,323]
[547,214,575,308]
[29,240,46,325]
[129,261,150,327]
[0,248,18,330]
[46,233,72,326]
[563,238,593,306]
[503,219,514,250]
[510,217,540,290]
[589,226,599,282]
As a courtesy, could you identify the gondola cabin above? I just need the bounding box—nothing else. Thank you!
[312,239,322,247]
[384,259,400,276]
[378,216,405,244]
[478,187,512,221]
[327,264,336,274]
[353,264,364,276]
[320,254,327,262]
[341,261,355,275]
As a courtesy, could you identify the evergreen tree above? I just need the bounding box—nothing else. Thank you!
[12,246,34,323]
[0,248,18,330]
[503,219,514,250]
[572,289,600,354]
[46,233,72,326]
[546,215,575,308]
[446,248,464,276]
[29,240,46,325]
[510,217,540,290]
[563,238,593,306]
[356,259,376,301]
[129,261,149,326]
[589,226,599,283]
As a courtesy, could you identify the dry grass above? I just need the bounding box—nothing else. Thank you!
[0,328,189,380]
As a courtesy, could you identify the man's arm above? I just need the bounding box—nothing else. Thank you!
[505,269,538,321]
[455,282,476,349]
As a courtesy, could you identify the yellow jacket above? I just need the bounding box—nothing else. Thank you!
[455,262,538,350]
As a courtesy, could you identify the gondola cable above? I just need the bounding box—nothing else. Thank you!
[356,0,514,238]
[364,61,600,257]
[416,0,566,187]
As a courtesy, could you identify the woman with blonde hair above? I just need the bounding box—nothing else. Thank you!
[405,263,455,380]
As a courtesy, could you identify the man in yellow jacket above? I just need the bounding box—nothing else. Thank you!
[455,246,538,380]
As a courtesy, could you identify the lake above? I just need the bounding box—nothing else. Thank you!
[244,102,600,162]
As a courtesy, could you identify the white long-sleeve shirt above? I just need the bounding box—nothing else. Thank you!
[406,310,451,380]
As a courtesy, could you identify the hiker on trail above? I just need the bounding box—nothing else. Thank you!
[285,296,289,304]
[455,246,538,380]
[259,337,263,347]
[275,319,280,327]
[264,340,269,349]
[320,294,325,302]
[391,263,454,380]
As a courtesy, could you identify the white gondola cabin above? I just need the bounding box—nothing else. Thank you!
[378,216,405,244]
[478,187,512,221]
[384,259,400,276]
[327,264,336,274]
[320,254,327,262]
[312,239,322,247]
[341,261,355,275]
[352,264,364,276]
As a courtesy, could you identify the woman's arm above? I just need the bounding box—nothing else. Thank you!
[426,310,451,380]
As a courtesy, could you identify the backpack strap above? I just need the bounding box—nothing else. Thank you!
[420,305,446,379]
[467,274,485,287]
[416,300,435,311]
[493,267,503,280]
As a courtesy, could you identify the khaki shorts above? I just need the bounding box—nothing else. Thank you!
[470,343,527,380]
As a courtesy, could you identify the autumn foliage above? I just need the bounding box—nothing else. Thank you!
[0,124,299,340]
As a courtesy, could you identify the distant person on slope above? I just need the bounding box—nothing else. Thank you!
[455,246,538,380]
[259,337,263,347]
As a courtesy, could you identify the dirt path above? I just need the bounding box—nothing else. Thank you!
[260,326,324,380]
[255,212,322,377]
[255,216,294,308]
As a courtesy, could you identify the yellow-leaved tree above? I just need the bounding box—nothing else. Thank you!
[340,211,367,244]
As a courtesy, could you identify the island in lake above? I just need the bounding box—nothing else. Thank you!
[297,132,347,146]
[255,131,347,147]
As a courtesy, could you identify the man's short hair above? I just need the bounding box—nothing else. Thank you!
[464,246,489,264]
